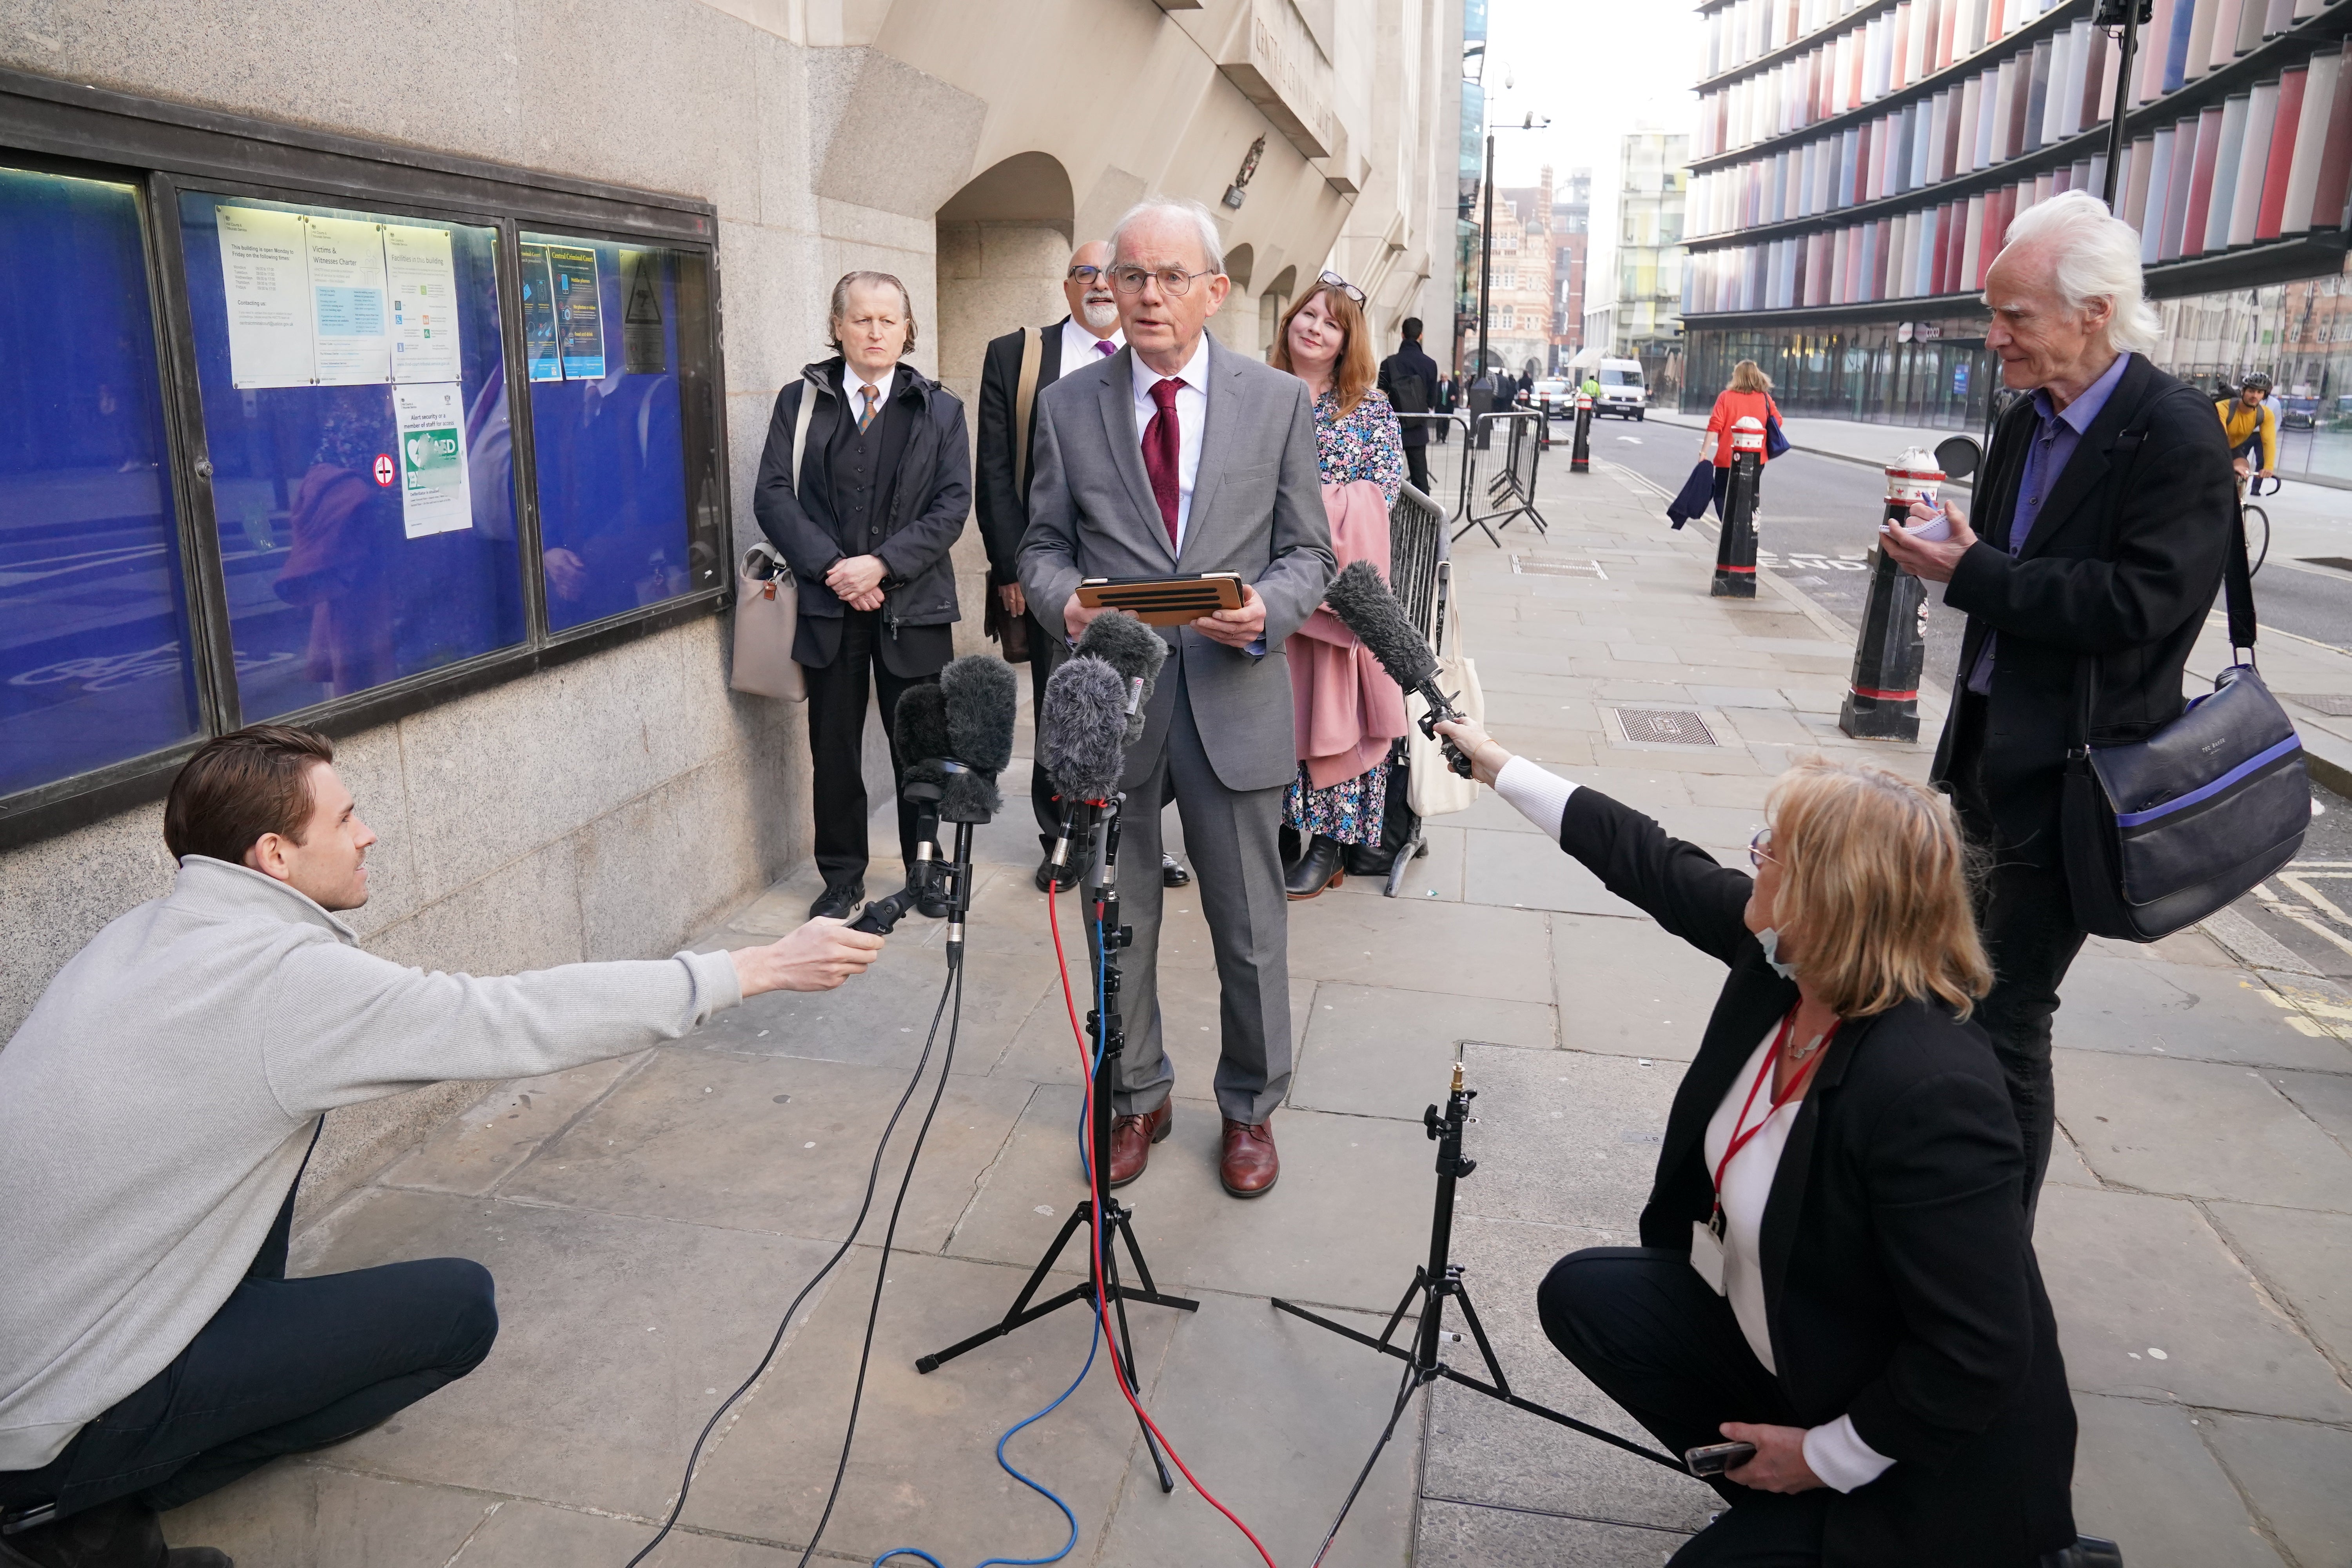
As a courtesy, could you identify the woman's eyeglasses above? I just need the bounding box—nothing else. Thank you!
[1318,270,1367,306]
[1748,827,1775,869]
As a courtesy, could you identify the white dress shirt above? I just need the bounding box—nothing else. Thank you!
[1491,753,1896,1496]
[1129,334,1210,549]
[1058,317,1123,378]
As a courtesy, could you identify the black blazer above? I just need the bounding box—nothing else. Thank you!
[974,319,1069,590]
[1561,786,2076,1567]
[1377,343,1441,444]
[752,359,969,676]
[1932,352,2235,855]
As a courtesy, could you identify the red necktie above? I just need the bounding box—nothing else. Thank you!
[1143,377,1182,551]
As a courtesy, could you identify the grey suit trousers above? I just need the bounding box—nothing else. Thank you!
[1087,658,1292,1125]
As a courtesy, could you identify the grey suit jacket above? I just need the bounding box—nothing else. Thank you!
[1018,336,1334,793]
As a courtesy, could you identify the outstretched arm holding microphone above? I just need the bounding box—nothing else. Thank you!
[1430,715,2083,1568]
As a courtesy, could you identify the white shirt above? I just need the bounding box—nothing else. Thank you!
[1129,333,1210,549]
[1491,754,1896,1496]
[846,364,897,425]
[1058,317,1123,378]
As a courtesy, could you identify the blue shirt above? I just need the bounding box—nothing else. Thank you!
[1965,351,2134,696]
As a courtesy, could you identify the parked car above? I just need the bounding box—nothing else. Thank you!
[1595,358,1647,420]
[2280,396,2319,432]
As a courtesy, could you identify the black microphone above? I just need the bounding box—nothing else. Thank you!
[1037,655,1131,875]
[1073,612,1166,745]
[1321,559,1473,778]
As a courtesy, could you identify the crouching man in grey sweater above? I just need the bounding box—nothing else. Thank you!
[0,725,886,1568]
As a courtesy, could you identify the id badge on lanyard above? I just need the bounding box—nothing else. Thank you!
[1691,1011,1831,1296]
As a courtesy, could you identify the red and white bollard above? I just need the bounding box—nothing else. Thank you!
[1838,448,1939,741]
[1710,416,1762,598]
[1569,390,1593,474]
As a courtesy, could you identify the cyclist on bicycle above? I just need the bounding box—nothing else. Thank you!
[2217,371,2279,486]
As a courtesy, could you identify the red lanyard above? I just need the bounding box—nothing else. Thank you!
[1710,1009,1836,1218]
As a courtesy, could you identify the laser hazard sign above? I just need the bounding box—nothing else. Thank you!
[392,383,473,538]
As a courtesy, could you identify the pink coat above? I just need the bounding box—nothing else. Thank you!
[1287,480,1409,788]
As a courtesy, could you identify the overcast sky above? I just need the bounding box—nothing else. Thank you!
[1480,0,1706,299]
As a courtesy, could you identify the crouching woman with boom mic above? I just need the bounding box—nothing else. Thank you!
[1432,716,2085,1568]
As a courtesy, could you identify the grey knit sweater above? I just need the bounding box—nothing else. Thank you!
[0,857,742,1472]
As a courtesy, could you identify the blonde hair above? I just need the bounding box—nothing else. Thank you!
[827,270,916,354]
[1766,757,1991,1020]
[1729,359,1772,394]
[1269,279,1378,418]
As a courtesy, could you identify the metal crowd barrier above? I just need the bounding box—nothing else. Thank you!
[1391,410,1550,548]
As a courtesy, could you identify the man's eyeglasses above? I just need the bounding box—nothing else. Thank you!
[1111,264,1220,297]
[1067,265,1107,284]
[1748,827,1776,869]
[1318,270,1367,307]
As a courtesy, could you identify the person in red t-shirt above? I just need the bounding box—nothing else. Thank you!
[1703,360,1783,519]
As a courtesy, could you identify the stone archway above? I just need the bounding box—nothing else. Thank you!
[935,151,1077,654]
[1258,264,1298,359]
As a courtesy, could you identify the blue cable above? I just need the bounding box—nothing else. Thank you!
[866,907,1114,1568]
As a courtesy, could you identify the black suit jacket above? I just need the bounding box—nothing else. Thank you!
[1377,343,1441,444]
[1932,352,2235,856]
[975,318,1071,590]
[1560,786,2076,1567]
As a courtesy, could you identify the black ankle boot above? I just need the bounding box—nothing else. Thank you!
[1284,835,1346,900]
[1,1496,232,1568]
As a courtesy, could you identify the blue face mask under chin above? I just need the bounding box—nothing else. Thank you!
[1757,927,1798,981]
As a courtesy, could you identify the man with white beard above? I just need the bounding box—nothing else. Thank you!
[977,242,1182,891]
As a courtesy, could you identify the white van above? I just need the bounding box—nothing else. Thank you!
[1595,358,1647,420]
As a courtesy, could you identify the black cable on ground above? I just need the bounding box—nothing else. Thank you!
[794,960,966,1567]
[623,965,962,1568]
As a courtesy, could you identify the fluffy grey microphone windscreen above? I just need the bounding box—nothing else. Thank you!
[1039,655,1131,805]
[1322,559,1439,693]
[893,684,953,791]
[1073,611,1166,743]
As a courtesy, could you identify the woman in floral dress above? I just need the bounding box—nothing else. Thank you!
[1269,274,1407,898]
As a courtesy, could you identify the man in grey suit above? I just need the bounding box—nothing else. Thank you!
[1018,199,1333,1198]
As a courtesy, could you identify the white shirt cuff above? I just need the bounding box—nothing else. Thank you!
[1494,755,1576,837]
[1802,1415,1896,1494]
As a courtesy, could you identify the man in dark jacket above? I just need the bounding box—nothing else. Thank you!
[1883,193,2235,1210]
[1377,318,1441,495]
[753,271,970,920]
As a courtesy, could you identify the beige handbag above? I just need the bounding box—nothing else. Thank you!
[728,383,816,702]
[1407,560,1483,818]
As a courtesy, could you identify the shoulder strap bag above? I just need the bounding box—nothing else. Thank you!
[728,384,816,702]
[2058,428,2306,940]
[1012,326,1044,497]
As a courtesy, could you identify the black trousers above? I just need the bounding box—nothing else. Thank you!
[804,608,935,888]
[0,1185,497,1521]
[1403,441,1431,495]
[1537,1247,1831,1565]
[1945,694,2086,1216]
[1024,610,1069,853]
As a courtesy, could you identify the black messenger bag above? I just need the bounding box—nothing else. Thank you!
[2060,475,2307,942]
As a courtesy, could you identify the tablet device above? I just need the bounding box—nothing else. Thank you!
[1076,572,1246,626]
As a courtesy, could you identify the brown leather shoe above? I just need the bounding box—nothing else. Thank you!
[1107,1102,1172,1188]
[1219,1116,1279,1198]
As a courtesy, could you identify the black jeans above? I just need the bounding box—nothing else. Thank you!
[0,1187,497,1521]
[1945,694,2086,1218]
[1539,1247,1830,1564]
[1403,441,1431,496]
[804,608,935,888]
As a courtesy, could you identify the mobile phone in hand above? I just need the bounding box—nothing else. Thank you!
[1684,1440,1757,1477]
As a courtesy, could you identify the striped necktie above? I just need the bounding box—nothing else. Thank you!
[858,383,880,432]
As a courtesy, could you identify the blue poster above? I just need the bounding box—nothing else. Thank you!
[1952,362,1970,396]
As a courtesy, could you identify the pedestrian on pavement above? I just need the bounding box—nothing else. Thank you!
[1376,316,1441,495]
[1703,359,1783,520]
[1434,714,2081,1568]
[1018,198,1334,1199]
[0,727,882,1568]
[754,271,971,922]
[1269,273,1409,900]
[1880,191,2235,1209]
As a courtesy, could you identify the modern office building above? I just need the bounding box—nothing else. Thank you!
[0,0,1464,1209]
[1610,131,1692,399]
[1679,0,2352,472]
[1552,166,1594,369]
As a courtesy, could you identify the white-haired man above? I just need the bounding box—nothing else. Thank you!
[1018,199,1334,1198]
[1882,191,2236,1211]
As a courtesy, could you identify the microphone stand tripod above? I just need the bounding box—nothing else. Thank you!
[914,790,1198,1494]
[1272,1064,1682,1562]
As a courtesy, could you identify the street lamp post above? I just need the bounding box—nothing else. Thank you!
[1474,112,1552,393]
[2096,1,2152,207]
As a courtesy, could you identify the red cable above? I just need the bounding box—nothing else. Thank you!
[1043,880,1280,1568]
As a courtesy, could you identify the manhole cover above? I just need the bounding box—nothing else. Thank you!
[1510,555,1607,578]
[2283,693,2352,717]
[1611,708,1717,746]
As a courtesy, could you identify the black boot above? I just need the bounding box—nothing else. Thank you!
[1283,835,1346,900]
[0,1497,232,1568]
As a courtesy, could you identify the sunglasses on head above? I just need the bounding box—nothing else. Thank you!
[1317,270,1367,306]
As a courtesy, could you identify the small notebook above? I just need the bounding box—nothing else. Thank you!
[1075,572,1245,626]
